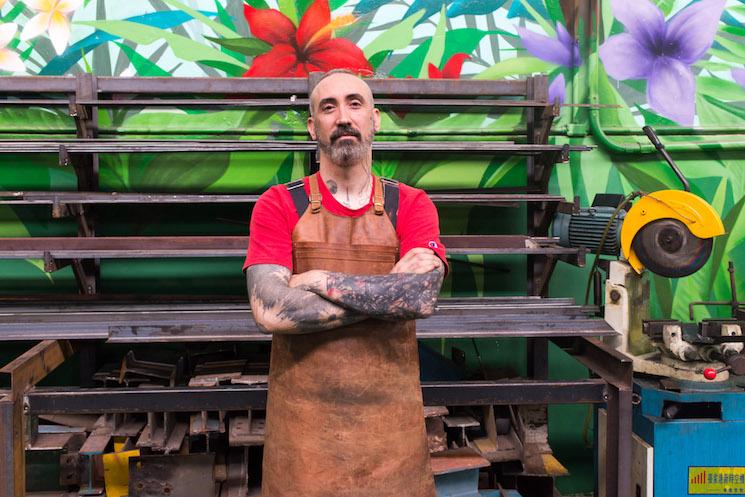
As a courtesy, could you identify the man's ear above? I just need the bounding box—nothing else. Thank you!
[373,108,381,132]
[307,116,316,140]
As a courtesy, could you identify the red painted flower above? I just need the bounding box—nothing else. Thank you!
[428,53,470,79]
[243,0,373,77]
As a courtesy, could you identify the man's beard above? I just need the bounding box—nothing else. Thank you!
[317,123,373,167]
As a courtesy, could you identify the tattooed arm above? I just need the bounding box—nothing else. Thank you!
[289,248,445,320]
[246,264,366,334]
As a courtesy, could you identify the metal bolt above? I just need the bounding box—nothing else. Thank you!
[610,289,621,303]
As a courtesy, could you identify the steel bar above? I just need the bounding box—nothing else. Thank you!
[0,139,590,154]
[0,191,566,205]
[0,235,585,258]
[0,98,554,108]
[25,379,606,414]
[0,394,14,497]
[551,336,633,388]
[98,77,533,96]
[0,300,615,342]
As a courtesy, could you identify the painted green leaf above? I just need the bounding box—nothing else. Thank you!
[596,61,638,127]
[129,151,230,191]
[295,0,315,18]
[115,42,170,76]
[697,76,745,101]
[652,0,674,16]
[0,205,51,278]
[697,94,745,125]
[1,2,25,23]
[207,152,296,191]
[635,105,676,126]
[204,36,271,56]
[246,0,270,8]
[545,0,565,24]
[77,20,248,68]
[215,1,237,31]
[615,162,673,193]
[714,36,745,60]
[721,25,745,37]
[479,156,521,188]
[363,10,425,58]
[520,0,555,37]
[694,60,734,72]
[473,56,552,80]
[330,0,348,9]
[161,0,240,38]
[0,108,73,133]
[278,0,299,25]
[200,59,248,76]
[420,5,447,78]
[368,50,392,69]
[709,48,744,65]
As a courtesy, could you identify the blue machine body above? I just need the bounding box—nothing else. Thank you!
[634,379,745,496]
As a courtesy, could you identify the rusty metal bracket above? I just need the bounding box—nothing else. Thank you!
[0,340,74,497]
[58,144,71,168]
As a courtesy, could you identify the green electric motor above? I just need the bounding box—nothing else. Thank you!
[553,194,626,256]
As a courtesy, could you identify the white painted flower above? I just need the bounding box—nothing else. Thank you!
[0,23,25,73]
[20,0,83,55]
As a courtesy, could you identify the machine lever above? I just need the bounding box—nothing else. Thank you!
[642,125,691,192]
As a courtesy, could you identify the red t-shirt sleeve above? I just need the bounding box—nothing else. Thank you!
[243,185,299,272]
[397,184,449,273]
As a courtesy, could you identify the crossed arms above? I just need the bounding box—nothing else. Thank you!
[246,248,445,334]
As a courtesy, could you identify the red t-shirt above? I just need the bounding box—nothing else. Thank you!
[244,174,447,272]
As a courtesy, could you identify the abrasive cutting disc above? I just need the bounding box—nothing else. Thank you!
[631,219,713,278]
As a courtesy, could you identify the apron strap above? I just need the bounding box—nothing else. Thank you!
[308,173,322,213]
[373,176,384,215]
[381,177,399,230]
[286,179,308,217]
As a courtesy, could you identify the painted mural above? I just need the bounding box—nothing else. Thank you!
[0,0,743,323]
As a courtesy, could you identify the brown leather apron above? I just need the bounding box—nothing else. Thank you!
[261,174,436,497]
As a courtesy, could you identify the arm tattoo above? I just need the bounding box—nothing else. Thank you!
[246,264,365,334]
[309,268,444,320]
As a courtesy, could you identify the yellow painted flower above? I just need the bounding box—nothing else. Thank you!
[20,0,83,55]
[0,23,25,73]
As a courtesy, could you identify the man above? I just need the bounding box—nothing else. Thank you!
[244,69,446,497]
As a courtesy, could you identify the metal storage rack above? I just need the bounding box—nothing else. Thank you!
[0,74,631,497]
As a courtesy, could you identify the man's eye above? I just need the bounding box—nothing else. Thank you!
[350,101,361,108]
[322,105,334,112]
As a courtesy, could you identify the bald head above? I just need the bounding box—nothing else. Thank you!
[309,70,375,118]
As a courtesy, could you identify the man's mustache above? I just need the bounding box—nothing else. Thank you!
[331,125,361,142]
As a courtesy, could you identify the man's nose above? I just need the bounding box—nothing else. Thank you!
[336,105,351,124]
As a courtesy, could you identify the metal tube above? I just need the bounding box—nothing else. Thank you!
[25,380,608,414]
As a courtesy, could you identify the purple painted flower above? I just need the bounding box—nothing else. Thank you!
[517,23,580,104]
[599,0,725,125]
[548,73,566,105]
[733,68,745,89]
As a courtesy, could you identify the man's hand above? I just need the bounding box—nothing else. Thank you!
[288,270,327,293]
[246,264,365,334]
[390,247,444,274]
